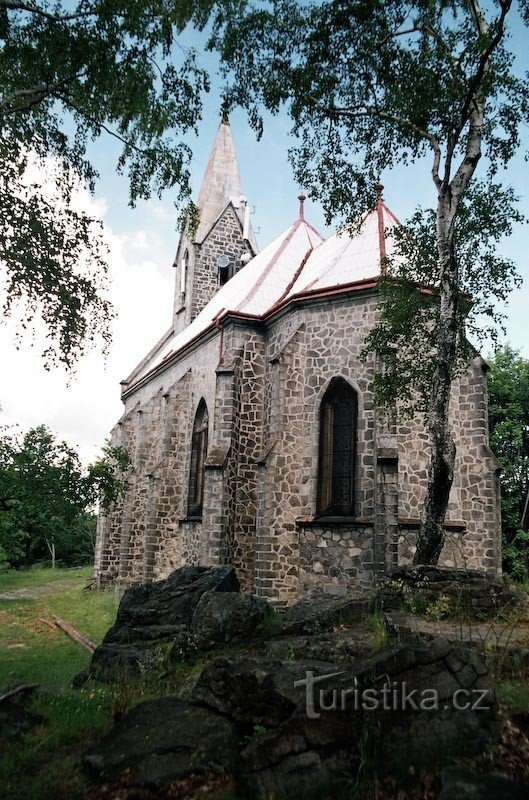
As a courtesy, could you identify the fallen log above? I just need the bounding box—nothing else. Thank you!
[52,615,95,653]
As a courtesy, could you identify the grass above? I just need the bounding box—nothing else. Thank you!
[499,679,529,712]
[0,566,91,594]
[0,566,118,687]
[0,567,119,800]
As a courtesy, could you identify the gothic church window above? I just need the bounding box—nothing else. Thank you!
[188,399,209,517]
[317,377,357,516]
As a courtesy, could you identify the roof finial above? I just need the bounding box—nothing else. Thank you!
[298,193,306,220]
[376,181,384,204]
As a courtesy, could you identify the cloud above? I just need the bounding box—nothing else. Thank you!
[0,181,174,465]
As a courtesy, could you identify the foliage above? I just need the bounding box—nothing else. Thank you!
[364,183,523,416]
[0,0,217,367]
[488,345,529,580]
[0,424,130,568]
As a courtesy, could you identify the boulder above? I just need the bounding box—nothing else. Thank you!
[83,696,240,788]
[439,766,526,800]
[88,642,166,683]
[0,686,44,739]
[237,637,498,797]
[193,656,332,728]
[102,565,239,645]
[190,591,270,646]
[281,592,373,635]
[87,565,239,682]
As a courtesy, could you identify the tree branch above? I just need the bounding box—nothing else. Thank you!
[308,96,443,189]
[1,73,85,113]
[0,0,96,23]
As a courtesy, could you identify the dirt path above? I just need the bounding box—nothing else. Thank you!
[0,579,86,601]
[387,611,529,648]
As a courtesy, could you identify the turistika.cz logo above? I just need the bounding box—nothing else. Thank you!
[293,670,493,720]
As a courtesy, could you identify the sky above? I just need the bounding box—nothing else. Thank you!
[0,19,528,465]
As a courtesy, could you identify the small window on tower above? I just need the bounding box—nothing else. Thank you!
[217,254,234,286]
[180,249,188,297]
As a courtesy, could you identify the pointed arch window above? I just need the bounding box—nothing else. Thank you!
[317,377,357,517]
[188,399,209,518]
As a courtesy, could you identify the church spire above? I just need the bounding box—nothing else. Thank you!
[194,118,247,244]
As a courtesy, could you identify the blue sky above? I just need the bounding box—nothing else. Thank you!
[0,14,528,462]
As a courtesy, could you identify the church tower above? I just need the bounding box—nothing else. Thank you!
[172,119,258,334]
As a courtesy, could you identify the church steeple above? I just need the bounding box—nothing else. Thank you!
[195,119,246,243]
[173,119,258,333]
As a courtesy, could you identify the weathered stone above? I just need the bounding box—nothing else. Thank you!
[190,591,270,646]
[0,687,44,739]
[281,592,373,635]
[88,642,166,683]
[264,629,376,663]
[83,697,239,788]
[192,656,328,728]
[87,565,239,682]
[238,638,498,797]
[103,565,239,644]
[439,766,526,800]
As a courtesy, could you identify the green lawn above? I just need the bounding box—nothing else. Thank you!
[0,567,119,800]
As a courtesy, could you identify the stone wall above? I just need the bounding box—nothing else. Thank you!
[95,287,502,602]
[298,524,375,596]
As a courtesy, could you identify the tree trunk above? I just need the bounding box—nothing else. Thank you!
[414,191,459,565]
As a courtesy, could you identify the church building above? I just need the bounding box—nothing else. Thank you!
[94,120,502,605]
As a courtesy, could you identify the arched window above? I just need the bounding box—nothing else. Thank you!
[317,377,357,517]
[188,399,209,517]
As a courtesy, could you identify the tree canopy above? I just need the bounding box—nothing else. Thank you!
[0,424,129,569]
[488,345,529,580]
[0,0,216,367]
[211,0,529,563]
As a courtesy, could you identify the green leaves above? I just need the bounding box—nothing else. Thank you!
[0,424,130,568]
[0,0,216,366]
[488,346,529,579]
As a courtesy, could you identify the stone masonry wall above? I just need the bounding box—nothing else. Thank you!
[95,288,501,602]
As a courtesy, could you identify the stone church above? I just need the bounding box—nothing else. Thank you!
[94,120,501,605]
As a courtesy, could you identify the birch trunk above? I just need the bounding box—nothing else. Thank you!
[414,190,459,564]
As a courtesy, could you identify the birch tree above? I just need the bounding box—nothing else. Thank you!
[212,0,529,564]
[0,0,216,367]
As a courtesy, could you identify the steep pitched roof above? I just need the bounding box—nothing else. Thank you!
[194,119,258,252]
[284,196,402,300]
[124,193,403,394]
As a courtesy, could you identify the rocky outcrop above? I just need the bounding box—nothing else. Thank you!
[192,656,327,728]
[83,697,240,788]
[439,766,526,800]
[381,566,528,618]
[86,565,240,682]
[234,637,499,797]
[264,628,376,662]
[104,565,239,644]
[190,591,269,646]
[281,592,373,635]
[85,626,502,798]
